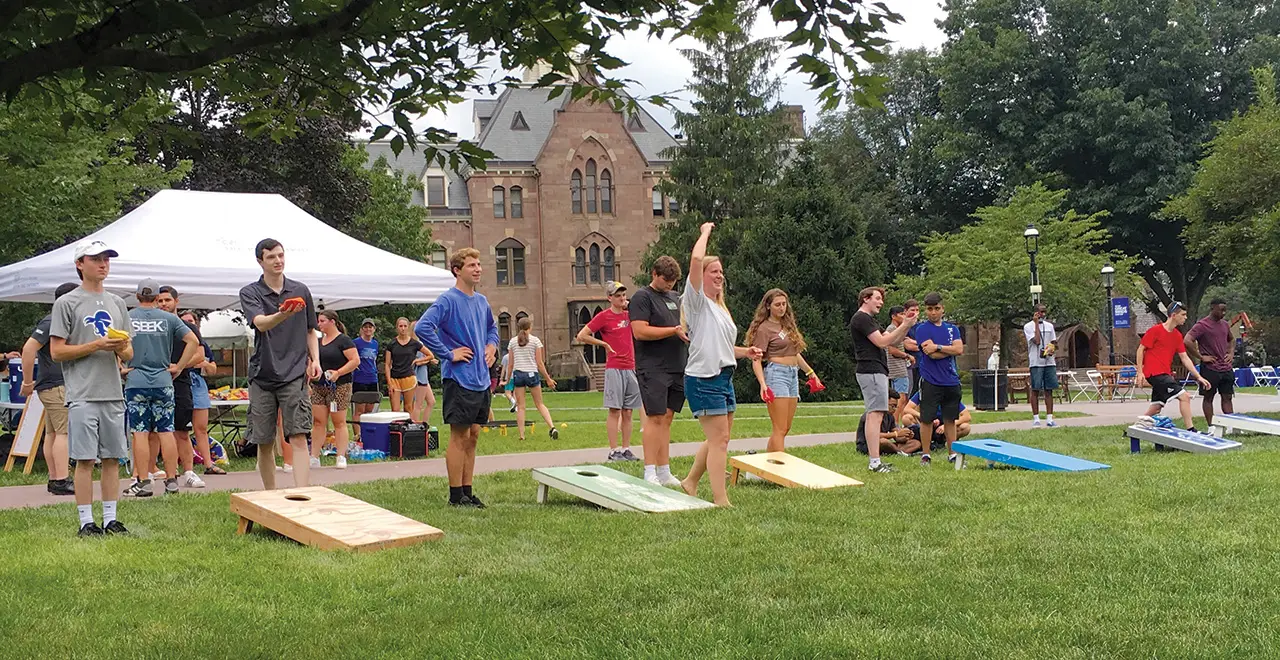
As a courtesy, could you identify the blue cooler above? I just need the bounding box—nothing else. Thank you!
[359,412,411,453]
[8,358,28,404]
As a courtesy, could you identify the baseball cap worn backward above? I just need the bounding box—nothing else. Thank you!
[136,278,161,297]
[74,240,118,260]
[605,281,627,296]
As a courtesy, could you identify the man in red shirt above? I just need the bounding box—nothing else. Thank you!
[1137,302,1211,432]
[577,281,641,462]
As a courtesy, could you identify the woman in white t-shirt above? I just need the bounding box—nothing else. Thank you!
[504,317,559,440]
[679,222,763,507]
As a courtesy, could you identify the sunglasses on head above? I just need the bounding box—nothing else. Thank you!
[1169,301,1184,314]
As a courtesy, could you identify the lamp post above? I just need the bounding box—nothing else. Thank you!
[1024,224,1041,304]
[1101,264,1116,366]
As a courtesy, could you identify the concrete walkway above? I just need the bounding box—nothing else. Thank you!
[3,394,1277,511]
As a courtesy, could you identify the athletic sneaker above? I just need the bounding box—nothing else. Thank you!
[282,463,293,473]
[464,494,487,509]
[335,456,347,469]
[1031,420,1042,429]
[658,474,683,488]
[123,479,153,498]
[78,522,104,537]
[103,520,130,535]
[1046,420,1058,428]
[948,453,958,463]
[164,478,179,494]
[644,474,664,487]
[620,449,639,461]
[607,450,626,462]
[309,456,321,468]
[549,427,559,440]
[920,454,932,466]
[182,470,206,488]
[48,479,75,496]
[868,462,895,474]
[149,470,165,481]
[509,402,517,413]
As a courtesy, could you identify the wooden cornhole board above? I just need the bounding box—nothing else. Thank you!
[230,486,443,551]
[728,452,863,489]
[1216,413,1280,437]
[1126,425,1243,454]
[951,439,1110,472]
[532,465,714,512]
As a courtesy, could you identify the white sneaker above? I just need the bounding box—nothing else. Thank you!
[182,470,206,488]
[149,470,166,480]
[282,463,293,473]
[644,474,663,486]
[309,457,321,468]
[1031,420,1042,429]
[659,474,683,488]
[335,456,347,469]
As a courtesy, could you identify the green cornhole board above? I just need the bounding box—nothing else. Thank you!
[532,465,715,513]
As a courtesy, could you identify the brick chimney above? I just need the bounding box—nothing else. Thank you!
[781,105,805,138]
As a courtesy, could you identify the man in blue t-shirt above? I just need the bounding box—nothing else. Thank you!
[351,318,380,442]
[415,248,500,509]
[912,292,964,465]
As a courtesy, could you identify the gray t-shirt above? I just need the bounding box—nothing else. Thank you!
[30,315,65,391]
[49,287,131,403]
[126,307,190,390]
[681,276,738,378]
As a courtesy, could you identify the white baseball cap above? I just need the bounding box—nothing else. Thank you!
[74,240,118,259]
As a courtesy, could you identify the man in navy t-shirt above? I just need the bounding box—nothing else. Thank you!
[912,292,964,465]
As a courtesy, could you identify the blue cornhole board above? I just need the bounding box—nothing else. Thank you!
[1216,413,1280,437]
[952,439,1110,472]
[1126,425,1243,454]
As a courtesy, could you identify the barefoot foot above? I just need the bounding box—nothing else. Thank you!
[680,478,697,497]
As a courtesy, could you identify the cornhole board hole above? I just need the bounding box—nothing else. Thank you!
[1126,425,1243,454]
[728,452,864,489]
[1216,414,1280,437]
[230,486,443,551]
[532,465,714,513]
[951,439,1109,472]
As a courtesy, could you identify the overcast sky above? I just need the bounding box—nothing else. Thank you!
[407,2,948,140]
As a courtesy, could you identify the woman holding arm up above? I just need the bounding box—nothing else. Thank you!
[679,222,763,507]
[505,317,559,440]
[746,289,822,453]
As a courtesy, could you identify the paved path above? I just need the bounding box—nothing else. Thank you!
[3,394,1277,511]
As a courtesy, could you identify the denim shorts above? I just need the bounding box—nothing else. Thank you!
[764,363,799,398]
[512,371,541,388]
[190,372,211,410]
[890,377,911,397]
[685,367,736,418]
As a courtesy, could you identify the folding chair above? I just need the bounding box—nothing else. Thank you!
[1114,366,1137,401]
[1250,367,1276,387]
[1066,370,1101,402]
[1260,366,1280,387]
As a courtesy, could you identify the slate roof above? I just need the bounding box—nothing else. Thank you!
[362,141,470,211]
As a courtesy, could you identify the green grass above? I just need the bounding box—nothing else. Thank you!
[0,393,1083,485]
[1,417,1279,657]
[1235,386,1279,396]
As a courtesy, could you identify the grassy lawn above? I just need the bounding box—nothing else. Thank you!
[1235,386,1279,396]
[0,393,1083,486]
[1,418,1279,657]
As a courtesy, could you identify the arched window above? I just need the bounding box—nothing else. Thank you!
[498,312,512,347]
[603,246,615,282]
[585,159,597,214]
[492,186,505,218]
[510,186,523,218]
[574,247,586,285]
[495,238,525,286]
[516,311,529,324]
[589,243,601,283]
[571,170,582,214]
[600,169,612,214]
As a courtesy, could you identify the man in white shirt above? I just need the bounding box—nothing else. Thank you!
[1023,304,1058,428]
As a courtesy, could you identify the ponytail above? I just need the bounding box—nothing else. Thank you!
[517,316,532,347]
[319,310,346,335]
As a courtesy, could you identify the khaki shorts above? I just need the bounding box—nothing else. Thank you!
[389,375,418,393]
[37,386,69,436]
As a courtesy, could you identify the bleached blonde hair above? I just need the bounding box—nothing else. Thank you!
[681,256,732,332]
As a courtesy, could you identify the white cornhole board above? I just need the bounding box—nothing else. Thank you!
[1126,425,1242,454]
[1216,414,1280,437]
[3,395,46,473]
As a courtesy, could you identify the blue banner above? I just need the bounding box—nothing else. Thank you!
[1112,297,1131,329]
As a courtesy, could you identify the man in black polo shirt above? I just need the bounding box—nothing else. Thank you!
[239,238,320,489]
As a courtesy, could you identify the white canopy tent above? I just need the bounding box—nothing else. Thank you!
[0,190,455,310]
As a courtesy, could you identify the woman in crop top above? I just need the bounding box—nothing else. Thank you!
[504,316,559,440]
[746,288,823,452]
[678,222,763,507]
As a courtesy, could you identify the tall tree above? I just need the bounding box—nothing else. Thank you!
[934,0,1280,316]
[346,150,433,261]
[1,0,902,164]
[893,183,1137,364]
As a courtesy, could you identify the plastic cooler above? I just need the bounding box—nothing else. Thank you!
[8,358,27,405]
[359,412,412,453]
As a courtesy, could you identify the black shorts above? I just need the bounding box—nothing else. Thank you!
[352,381,379,394]
[919,381,962,426]
[1199,367,1235,399]
[174,380,194,431]
[442,378,491,426]
[1148,374,1184,404]
[637,370,685,416]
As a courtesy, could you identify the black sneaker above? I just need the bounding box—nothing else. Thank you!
[50,479,75,496]
[549,427,559,440]
[78,522,105,537]
[103,520,130,535]
[123,479,153,498]
[463,494,487,509]
[509,402,517,413]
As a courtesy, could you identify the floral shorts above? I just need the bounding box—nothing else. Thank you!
[125,387,176,433]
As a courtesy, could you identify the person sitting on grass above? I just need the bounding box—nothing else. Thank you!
[856,392,921,456]
[901,391,973,451]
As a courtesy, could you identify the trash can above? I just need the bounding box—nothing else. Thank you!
[970,369,1008,411]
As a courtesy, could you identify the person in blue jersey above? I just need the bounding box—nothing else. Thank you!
[415,248,500,509]
[912,292,964,466]
[351,319,381,442]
